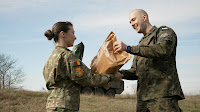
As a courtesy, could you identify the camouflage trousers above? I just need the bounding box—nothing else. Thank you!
[47,107,78,112]
[136,97,182,112]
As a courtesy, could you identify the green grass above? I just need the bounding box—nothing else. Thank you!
[0,89,199,112]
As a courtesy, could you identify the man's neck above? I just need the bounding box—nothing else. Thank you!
[143,24,153,35]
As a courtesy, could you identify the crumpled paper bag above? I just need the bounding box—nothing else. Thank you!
[90,32,132,74]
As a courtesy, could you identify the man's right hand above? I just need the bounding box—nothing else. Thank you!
[114,72,124,81]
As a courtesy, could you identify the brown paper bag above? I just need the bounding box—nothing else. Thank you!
[90,32,132,74]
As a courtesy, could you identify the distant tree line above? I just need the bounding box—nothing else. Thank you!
[0,53,25,89]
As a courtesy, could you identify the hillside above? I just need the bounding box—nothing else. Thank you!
[0,89,199,112]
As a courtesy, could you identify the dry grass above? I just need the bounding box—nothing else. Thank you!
[80,94,136,112]
[0,89,199,112]
[0,89,47,112]
[179,95,200,112]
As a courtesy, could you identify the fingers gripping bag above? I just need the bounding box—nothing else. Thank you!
[90,32,132,74]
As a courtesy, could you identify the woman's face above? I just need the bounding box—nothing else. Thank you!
[64,26,76,47]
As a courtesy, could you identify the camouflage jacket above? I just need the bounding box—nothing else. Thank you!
[120,26,185,101]
[43,46,113,111]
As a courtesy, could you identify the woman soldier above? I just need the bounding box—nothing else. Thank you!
[43,21,123,112]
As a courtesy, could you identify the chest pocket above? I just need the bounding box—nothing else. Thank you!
[136,32,158,73]
[139,34,156,46]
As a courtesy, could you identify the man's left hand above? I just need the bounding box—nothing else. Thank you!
[113,41,127,54]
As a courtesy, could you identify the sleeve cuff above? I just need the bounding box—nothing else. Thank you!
[131,46,140,54]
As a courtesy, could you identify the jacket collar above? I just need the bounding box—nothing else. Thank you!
[55,46,70,51]
[144,26,157,37]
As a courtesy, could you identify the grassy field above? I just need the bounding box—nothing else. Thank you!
[0,89,200,112]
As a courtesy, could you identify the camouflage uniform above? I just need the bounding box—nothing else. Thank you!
[120,26,185,112]
[43,46,114,112]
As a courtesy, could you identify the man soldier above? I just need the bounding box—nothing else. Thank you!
[113,9,185,112]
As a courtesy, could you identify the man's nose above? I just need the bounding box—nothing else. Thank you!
[130,21,134,26]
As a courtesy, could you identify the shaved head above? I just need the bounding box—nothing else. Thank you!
[130,9,149,19]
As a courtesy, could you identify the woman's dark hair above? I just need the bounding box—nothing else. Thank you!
[44,21,73,42]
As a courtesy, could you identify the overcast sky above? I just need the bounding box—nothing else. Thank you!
[0,0,200,94]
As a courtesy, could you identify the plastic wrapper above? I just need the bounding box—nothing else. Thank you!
[72,42,84,61]
[90,32,132,74]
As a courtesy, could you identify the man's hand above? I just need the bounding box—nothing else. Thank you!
[114,72,124,81]
[113,41,127,54]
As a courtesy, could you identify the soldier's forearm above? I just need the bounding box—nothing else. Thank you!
[81,72,110,87]
[130,42,174,59]
[119,69,137,80]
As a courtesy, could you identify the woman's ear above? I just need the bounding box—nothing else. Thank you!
[59,31,65,38]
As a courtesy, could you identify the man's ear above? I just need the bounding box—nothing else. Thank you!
[143,14,147,21]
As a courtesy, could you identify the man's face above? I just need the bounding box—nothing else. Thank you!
[129,12,145,34]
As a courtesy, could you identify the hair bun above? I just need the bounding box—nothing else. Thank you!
[44,29,54,40]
